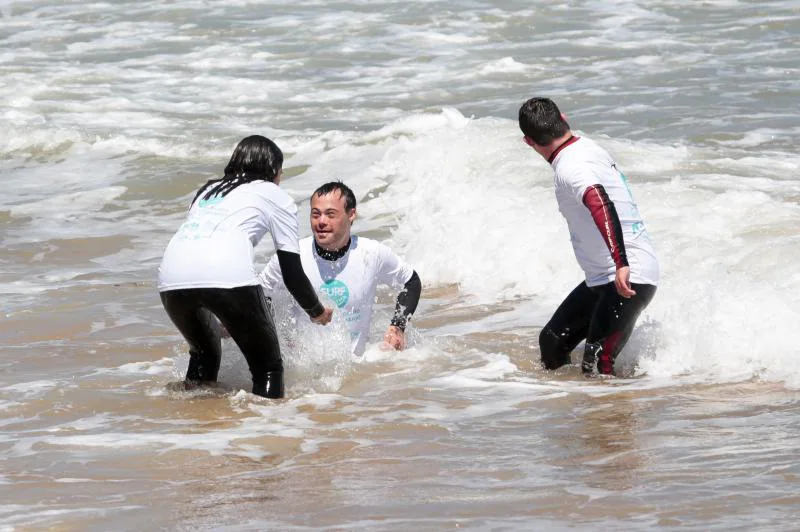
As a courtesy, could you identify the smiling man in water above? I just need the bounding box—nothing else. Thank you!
[259,181,422,355]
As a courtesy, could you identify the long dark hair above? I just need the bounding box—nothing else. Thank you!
[192,135,283,205]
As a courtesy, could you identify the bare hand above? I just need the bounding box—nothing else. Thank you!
[311,307,333,325]
[614,266,636,298]
[381,325,406,351]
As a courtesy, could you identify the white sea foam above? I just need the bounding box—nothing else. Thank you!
[112,358,176,376]
[479,57,530,75]
[1,379,60,398]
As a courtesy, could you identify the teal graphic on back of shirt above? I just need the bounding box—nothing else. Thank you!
[613,163,645,235]
[198,195,223,208]
[320,279,349,308]
[175,193,224,241]
[613,164,635,200]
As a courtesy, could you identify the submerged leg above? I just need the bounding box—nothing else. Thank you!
[583,283,657,375]
[160,289,222,383]
[205,286,284,399]
[540,282,598,370]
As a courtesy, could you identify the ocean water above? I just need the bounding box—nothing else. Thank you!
[1,0,799,530]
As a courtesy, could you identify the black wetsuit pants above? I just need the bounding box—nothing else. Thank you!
[539,281,656,375]
[160,285,281,391]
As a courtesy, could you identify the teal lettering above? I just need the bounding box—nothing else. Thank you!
[320,279,350,308]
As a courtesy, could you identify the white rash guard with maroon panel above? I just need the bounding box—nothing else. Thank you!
[550,136,660,288]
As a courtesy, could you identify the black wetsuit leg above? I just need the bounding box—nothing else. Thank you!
[539,282,599,370]
[160,286,283,397]
[583,282,657,375]
[201,285,283,397]
[160,289,223,383]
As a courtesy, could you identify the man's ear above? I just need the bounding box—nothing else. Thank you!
[348,208,357,225]
[523,136,536,148]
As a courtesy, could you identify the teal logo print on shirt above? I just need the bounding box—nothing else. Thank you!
[321,279,349,308]
[198,196,223,208]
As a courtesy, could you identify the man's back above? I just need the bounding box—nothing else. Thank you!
[551,136,660,287]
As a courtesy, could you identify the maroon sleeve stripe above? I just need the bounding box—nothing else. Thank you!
[582,184,629,268]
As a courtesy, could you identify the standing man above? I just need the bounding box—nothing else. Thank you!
[259,181,422,356]
[518,97,659,375]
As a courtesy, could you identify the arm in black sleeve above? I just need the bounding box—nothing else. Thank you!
[390,270,421,331]
[276,250,325,318]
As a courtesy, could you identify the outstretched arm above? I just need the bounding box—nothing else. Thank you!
[582,184,636,298]
[276,250,332,324]
[383,270,422,350]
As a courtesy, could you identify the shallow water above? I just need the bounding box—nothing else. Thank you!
[2,0,799,530]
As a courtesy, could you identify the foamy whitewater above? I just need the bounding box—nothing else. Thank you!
[1,1,799,530]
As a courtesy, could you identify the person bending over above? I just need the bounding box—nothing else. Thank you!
[158,135,332,398]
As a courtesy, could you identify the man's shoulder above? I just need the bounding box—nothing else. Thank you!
[554,138,611,179]
[565,136,612,162]
[350,234,376,247]
[298,236,315,260]
[350,235,394,256]
[344,236,393,266]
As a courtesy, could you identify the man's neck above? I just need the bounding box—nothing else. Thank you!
[314,237,352,261]
[544,132,577,164]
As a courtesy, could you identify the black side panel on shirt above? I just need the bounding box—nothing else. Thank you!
[390,270,422,330]
[276,250,324,318]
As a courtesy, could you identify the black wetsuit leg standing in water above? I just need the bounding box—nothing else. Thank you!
[160,285,282,395]
[538,281,656,375]
[160,251,322,399]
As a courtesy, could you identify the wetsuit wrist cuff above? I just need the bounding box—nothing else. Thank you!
[307,302,325,318]
[390,316,407,331]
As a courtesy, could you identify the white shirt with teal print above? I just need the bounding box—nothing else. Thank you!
[158,181,300,291]
[258,235,414,355]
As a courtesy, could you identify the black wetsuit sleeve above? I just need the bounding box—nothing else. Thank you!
[390,270,421,331]
[276,250,325,318]
[582,184,629,268]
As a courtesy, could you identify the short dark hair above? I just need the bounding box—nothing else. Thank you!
[312,181,356,211]
[518,97,571,146]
